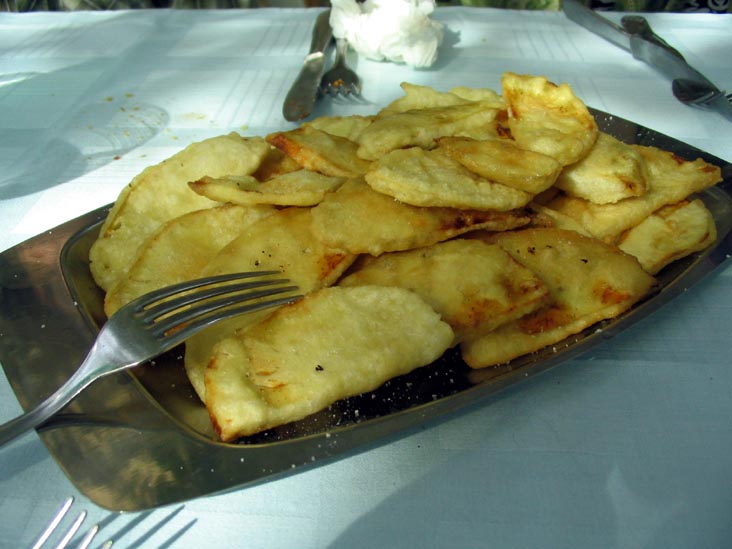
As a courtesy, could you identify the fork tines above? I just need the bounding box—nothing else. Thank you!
[135,271,302,343]
[31,497,106,549]
[319,38,361,97]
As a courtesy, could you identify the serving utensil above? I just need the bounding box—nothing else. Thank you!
[672,79,732,121]
[282,9,333,121]
[320,38,361,96]
[563,0,731,120]
[619,14,684,60]
[0,271,301,447]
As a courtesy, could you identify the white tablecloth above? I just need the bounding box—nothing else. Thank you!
[1,7,731,548]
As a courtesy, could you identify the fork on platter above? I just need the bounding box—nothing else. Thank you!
[0,271,301,447]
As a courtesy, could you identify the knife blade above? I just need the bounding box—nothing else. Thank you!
[562,0,722,97]
[282,9,333,122]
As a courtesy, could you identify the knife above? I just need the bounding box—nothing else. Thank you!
[562,0,732,120]
[282,9,333,122]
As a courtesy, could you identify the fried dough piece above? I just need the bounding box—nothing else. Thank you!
[251,146,302,181]
[365,147,533,210]
[339,239,549,342]
[266,126,371,178]
[205,285,455,440]
[439,136,562,194]
[449,85,505,105]
[617,199,717,274]
[502,72,598,166]
[357,101,501,160]
[376,82,503,118]
[462,228,655,368]
[104,204,274,316]
[303,114,374,141]
[89,133,272,291]
[189,170,345,207]
[555,132,648,204]
[544,146,722,242]
[184,207,356,401]
[310,178,533,256]
[528,203,592,236]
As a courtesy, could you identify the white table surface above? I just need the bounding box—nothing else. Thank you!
[1,7,731,548]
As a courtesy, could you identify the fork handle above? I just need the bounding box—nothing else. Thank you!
[0,353,102,448]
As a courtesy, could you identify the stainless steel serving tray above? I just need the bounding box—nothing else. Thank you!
[2,110,731,512]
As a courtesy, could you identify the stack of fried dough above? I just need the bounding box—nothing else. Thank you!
[89,72,722,441]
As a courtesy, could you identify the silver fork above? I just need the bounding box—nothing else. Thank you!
[31,497,111,549]
[320,38,361,96]
[0,271,301,447]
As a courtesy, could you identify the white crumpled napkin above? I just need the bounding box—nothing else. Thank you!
[329,0,445,68]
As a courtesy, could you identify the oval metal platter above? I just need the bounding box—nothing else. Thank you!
[1,109,730,511]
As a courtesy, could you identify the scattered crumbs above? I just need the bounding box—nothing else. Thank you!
[125,92,134,98]
[240,457,245,462]
[325,432,331,438]
[105,96,114,102]
[210,468,215,473]
[291,464,296,469]
[310,456,316,462]
[183,112,207,121]
[40,324,46,329]
[113,155,121,160]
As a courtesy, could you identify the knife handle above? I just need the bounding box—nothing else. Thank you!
[308,9,333,55]
[282,10,333,122]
